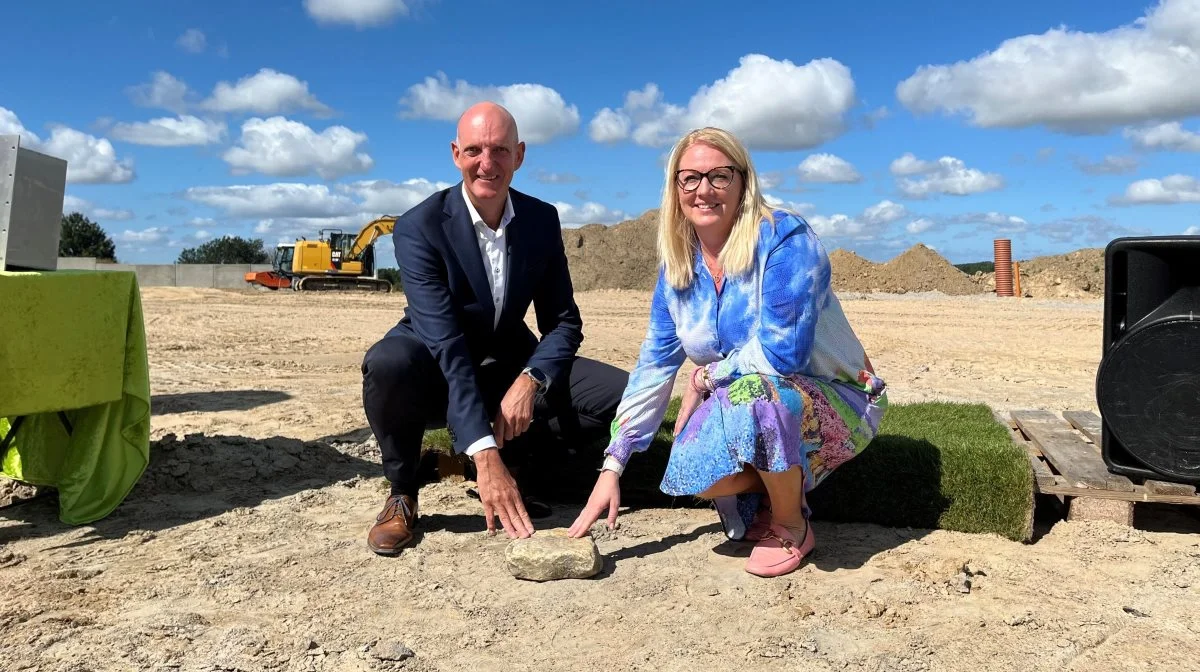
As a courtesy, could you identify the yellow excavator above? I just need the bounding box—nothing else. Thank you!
[244,215,397,292]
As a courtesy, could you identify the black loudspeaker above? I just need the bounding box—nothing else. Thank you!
[1097,235,1200,485]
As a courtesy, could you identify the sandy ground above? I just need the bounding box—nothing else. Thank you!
[3,287,1199,671]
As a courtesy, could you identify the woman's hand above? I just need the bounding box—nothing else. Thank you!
[567,470,621,537]
[673,373,708,436]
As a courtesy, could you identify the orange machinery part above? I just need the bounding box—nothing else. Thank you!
[244,271,291,289]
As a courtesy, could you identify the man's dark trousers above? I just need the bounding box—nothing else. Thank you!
[362,330,627,500]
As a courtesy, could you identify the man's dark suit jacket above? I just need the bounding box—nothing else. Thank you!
[390,183,584,454]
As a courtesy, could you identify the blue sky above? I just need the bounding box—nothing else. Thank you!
[4,0,1200,266]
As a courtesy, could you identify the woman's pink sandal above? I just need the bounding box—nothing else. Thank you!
[745,522,814,577]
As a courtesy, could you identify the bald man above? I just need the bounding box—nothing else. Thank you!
[360,102,628,554]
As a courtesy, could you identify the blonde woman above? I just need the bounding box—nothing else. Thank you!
[568,127,887,577]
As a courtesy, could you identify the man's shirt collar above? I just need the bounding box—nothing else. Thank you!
[462,182,515,233]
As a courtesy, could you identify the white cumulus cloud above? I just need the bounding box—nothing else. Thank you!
[763,194,816,216]
[109,115,227,146]
[2,107,134,183]
[202,68,333,117]
[127,71,194,114]
[797,153,862,183]
[906,218,936,234]
[222,117,373,179]
[861,200,908,226]
[1112,174,1200,204]
[184,183,360,218]
[889,153,1004,198]
[807,214,869,238]
[553,201,627,227]
[305,0,409,27]
[1124,121,1200,151]
[117,227,171,244]
[896,0,1200,132]
[337,178,452,214]
[589,54,857,150]
[399,72,580,144]
[62,195,135,220]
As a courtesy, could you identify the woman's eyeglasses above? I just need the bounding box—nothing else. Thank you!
[675,166,741,192]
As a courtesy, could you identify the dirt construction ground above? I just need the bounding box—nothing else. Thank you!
[3,287,1199,672]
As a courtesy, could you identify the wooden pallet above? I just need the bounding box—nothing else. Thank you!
[1006,409,1200,523]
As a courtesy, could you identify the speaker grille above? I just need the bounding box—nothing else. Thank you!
[1097,313,1200,482]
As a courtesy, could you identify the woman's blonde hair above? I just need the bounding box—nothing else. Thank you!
[657,126,778,290]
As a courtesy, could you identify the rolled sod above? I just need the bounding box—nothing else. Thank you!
[421,399,1035,542]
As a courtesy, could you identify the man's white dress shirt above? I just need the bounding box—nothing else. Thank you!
[462,183,514,457]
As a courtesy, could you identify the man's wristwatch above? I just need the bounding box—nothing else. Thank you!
[522,366,549,395]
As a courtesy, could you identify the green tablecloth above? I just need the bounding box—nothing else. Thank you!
[0,269,151,525]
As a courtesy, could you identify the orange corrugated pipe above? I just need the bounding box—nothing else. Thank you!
[1012,261,1022,297]
[994,239,1013,296]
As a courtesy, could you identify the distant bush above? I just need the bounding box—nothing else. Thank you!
[377,267,403,291]
[178,236,270,264]
[955,261,995,274]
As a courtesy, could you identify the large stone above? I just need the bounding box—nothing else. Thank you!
[504,530,604,581]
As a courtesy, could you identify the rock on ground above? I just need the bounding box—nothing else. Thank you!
[505,530,604,581]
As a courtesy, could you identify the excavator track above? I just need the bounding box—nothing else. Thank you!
[295,276,393,292]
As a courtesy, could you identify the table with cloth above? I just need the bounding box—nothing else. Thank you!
[0,269,151,525]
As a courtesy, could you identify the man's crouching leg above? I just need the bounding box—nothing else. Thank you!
[361,331,447,555]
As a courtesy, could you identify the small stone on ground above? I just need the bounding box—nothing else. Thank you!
[505,529,603,581]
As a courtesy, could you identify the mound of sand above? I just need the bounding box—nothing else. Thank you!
[563,210,660,292]
[563,212,983,296]
[829,245,981,295]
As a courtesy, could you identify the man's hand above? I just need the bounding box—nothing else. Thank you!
[473,448,534,538]
[568,470,620,538]
[493,373,538,448]
[673,376,708,436]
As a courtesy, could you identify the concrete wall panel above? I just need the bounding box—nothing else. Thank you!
[57,257,98,270]
[214,264,251,288]
[135,265,177,287]
[53,259,279,289]
[176,264,216,287]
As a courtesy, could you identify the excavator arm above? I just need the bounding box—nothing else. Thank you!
[349,216,397,260]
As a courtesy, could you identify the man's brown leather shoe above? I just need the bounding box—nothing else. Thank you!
[367,494,418,556]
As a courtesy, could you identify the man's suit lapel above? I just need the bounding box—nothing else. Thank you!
[443,185,495,327]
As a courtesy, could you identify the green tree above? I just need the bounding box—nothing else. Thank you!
[177,235,271,264]
[377,267,403,290]
[59,212,117,262]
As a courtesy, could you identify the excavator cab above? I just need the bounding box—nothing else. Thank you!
[273,244,295,274]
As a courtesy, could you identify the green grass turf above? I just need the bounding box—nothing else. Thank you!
[421,398,1034,542]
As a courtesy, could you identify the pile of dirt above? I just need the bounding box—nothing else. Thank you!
[562,209,660,292]
[563,212,982,296]
[830,244,982,295]
[968,248,1105,298]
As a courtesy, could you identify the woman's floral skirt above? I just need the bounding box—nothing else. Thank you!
[660,373,887,521]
